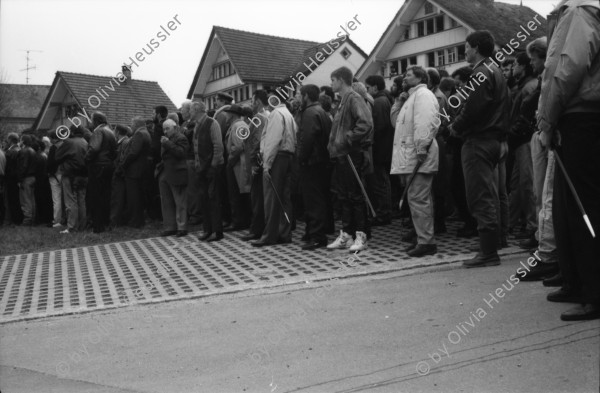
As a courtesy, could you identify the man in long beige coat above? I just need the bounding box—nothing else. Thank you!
[390,66,440,257]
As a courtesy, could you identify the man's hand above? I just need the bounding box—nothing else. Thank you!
[160,136,169,144]
[540,129,561,149]
[263,169,272,183]
[399,92,409,101]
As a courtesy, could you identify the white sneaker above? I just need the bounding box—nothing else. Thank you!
[60,229,70,234]
[327,230,353,250]
[349,231,368,252]
[52,223,63,228]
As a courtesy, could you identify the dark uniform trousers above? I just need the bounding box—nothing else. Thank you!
[554,113,600,305]
[461,138,501,237]
[299,162,328,243]
[198,165,223,234]
[110,173,128,226]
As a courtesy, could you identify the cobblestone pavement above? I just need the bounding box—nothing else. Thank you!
[0,221,522,323]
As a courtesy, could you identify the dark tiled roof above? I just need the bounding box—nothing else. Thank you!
[214,26,319,83]
[58,71,177,125]
[433,0,547,45]
[0,84,50,118]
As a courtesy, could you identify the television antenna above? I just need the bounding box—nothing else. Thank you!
[19,49,43,84]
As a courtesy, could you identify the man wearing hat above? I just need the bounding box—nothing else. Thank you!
[223,104,252,231]
[214,92,234,229]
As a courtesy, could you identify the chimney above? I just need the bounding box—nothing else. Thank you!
[121,64,132,84]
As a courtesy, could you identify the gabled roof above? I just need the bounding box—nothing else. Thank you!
[215,26,318,83]
[187,26,368,98]
[0,84,50,119]
[432,0,547,45]
[357,0,547,77]
[34,71,176,129]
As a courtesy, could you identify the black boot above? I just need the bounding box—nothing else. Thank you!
[463,231,500,268]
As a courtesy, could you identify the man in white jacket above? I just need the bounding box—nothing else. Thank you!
[390,66,440,257]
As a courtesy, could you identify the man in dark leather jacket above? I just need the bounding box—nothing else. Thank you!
[449,30,511,268]
[297,84,332,250]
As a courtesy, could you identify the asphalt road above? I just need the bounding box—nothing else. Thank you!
[0,253,598,393]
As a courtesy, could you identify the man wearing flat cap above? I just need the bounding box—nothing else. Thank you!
[214,92,234,229]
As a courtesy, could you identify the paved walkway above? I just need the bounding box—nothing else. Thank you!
[0,221,522,323]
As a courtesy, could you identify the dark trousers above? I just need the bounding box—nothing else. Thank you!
[249,172,265,236]
[300,162,328,243]
[6,177,23,224]
[143,161,161,220]
[220,163,232,224]
[199,166,223,234]
[260,153,293,244]
[462,138,500,235]
[433,135,448,229]
[126,177,145,227]
[334,151,367,236]
[34,174,53,225]
[110,174,128,226]
[88,164,113,232]
[226,165,251,229]
[366,162,392,221]
[451,141,476,229]
[554,113,600,305]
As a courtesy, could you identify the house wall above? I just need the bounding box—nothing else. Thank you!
[302,42,366,88]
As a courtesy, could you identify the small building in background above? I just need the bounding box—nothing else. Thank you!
[356,0,546,86]
[187,26,367,108]
[0,84,50,139]
[33,68,176,134]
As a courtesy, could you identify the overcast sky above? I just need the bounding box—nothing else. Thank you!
[0,0,555,105]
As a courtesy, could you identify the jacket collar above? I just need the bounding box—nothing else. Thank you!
[408,83,427,95]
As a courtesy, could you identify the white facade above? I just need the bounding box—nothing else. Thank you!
[358,0,473,88]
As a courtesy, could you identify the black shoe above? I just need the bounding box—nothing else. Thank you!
[161,230,177,237]
[277,237,292,244]
[223,224,236,232]
[463,252,500,268]
[175,230,188,237]
[240,233,260,241]
[543,272,563,287]
[208,232,224,242]
[456,227,478,238]
[407,244,437,257]
[520,253,559,281]
[560,304,600,321]
[513,230,534,240]
[519,237,539,250]
[547,288,582,303]
[302,241,327,250]
[199,232,213,241]
[301,233,310,242]
[404,241,417,252]
[251,240,274,247]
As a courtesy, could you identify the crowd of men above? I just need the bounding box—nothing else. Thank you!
[0,0,597,321]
